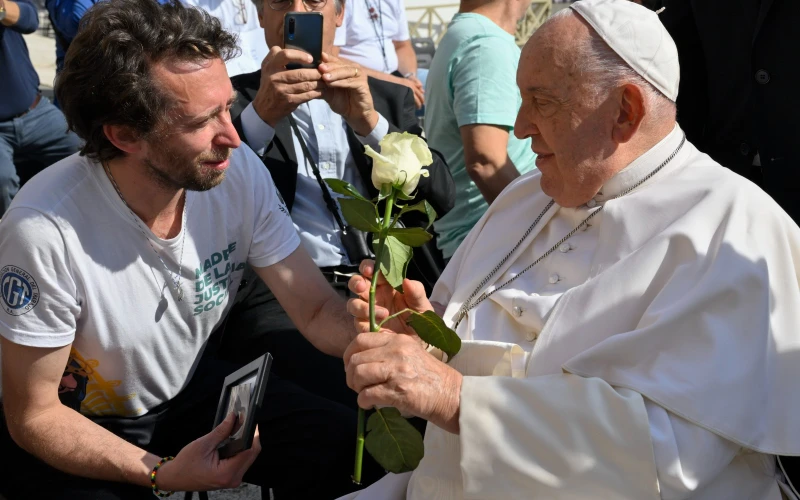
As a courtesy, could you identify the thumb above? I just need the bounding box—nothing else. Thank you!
[209,411,237,446]
[402,278,431,312]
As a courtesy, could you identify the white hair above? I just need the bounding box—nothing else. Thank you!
[549,9,676,121]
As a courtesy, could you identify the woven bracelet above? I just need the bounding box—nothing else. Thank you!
[150,456,175,498]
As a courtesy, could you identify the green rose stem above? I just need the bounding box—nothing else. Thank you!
[353,188,399,485]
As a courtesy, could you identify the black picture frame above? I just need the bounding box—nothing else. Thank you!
[212,353,272,459]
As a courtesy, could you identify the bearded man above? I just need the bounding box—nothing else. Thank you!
[0,0,385,498]
[341,0,800,498]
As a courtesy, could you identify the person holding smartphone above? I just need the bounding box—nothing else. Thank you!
[227,0,455,414]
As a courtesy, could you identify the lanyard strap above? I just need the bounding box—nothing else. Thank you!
[287,115,348,233]
[364,0,388,72]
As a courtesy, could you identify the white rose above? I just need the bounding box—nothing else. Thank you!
[365,132,433,196]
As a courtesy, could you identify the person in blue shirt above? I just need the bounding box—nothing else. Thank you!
[0,0,79,215]
[46,0,170,73]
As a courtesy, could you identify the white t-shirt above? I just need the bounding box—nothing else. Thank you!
[0,146,300,417]
[334,0,410,73]
[181,0,269,77]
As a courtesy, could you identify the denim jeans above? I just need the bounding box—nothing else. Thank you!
[0,96,80,215]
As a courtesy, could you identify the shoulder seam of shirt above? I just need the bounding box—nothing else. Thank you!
[3,205,78,287]
[4,163,93,288]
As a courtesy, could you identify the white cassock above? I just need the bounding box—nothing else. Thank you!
[341,125,800,499]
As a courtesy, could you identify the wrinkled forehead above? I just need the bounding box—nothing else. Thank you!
[150,57,233,117]
[517,15,589,96]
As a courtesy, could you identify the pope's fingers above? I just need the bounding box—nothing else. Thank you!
[346,359,390,392]
[400,278,433,313]
[358,260,389,285]
[346,296,387,321]
[357,384,397,411]
[354,321,371,334]
[343,331,394,366]
[347,274,371,296]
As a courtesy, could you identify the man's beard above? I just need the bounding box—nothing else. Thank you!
[144,138,231,192]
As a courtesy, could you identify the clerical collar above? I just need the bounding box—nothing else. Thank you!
[595,124,684,203]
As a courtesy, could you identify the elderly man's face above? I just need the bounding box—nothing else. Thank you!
[258,0,344,54]
[514,16,624,207]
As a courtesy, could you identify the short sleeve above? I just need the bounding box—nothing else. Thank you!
[0,209,79,348]
[393,0,410,41]
[451,36,521,129]
[241,147,301,268]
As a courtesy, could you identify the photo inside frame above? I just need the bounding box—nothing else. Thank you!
[213,353,272,459]
[225,374,257,441]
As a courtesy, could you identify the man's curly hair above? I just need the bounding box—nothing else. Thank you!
[55,0,240,162]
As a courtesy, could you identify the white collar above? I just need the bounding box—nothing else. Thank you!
[595,124,683,202]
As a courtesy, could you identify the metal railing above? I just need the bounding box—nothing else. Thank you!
[407,0,553,47]
[406,3,459,46]
[516,0,553,46]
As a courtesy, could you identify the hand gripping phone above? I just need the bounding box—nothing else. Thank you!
[284,12,323,70]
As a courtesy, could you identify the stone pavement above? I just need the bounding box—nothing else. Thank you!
[22,20,264,500]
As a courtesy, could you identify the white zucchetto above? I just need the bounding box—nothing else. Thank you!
[571,0,680,101]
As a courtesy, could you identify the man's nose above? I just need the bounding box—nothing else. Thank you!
[290,0,307,11]
[216,116,241,150]
[514,107,538,140]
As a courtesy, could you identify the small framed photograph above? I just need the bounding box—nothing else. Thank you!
[213,353,272,459]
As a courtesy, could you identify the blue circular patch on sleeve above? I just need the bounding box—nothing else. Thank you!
[1,265,40,316]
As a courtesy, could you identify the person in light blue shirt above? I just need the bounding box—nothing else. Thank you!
[425,2,537,260]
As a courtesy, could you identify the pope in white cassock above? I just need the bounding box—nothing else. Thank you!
[340,0,800,498]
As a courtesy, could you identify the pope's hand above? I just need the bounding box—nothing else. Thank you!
[344,330,462,434]
[347,260,433,336]
[318,52,378,136]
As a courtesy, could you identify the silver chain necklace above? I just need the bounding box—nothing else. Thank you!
[102,162,187,302]
[453,135,686,329]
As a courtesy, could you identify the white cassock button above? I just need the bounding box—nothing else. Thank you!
[526,330,538,342]
[512,306,523,317]
[549,273,560,284]
[318,124,325,131]
[586,199,597,208]
[581,223,591,232]
[559,243,571,253]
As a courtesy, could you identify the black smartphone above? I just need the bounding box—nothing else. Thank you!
[284,12,323,70]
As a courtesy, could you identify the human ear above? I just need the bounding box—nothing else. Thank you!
[336,0,345,27]
[102,124,145,156]
[612,84,645,144]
